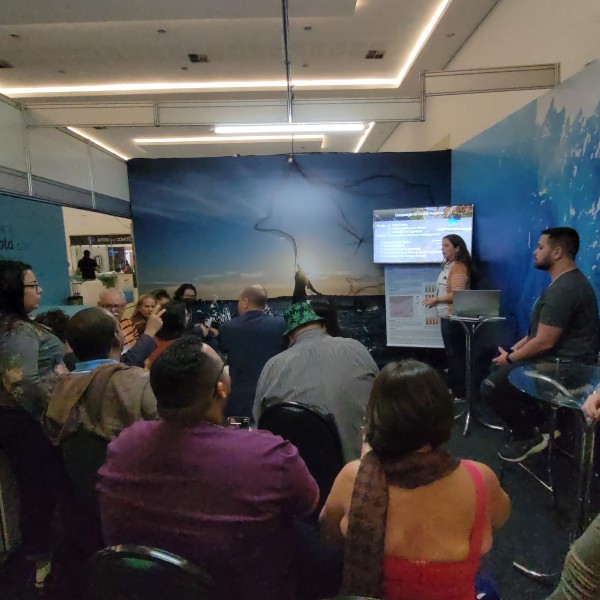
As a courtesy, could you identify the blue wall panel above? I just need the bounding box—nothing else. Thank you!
[453,62,600,335]
[0,193,70,306]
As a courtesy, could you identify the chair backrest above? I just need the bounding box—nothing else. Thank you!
[258,402,345,513]
[61,429,109,512]
[85,544,216,600]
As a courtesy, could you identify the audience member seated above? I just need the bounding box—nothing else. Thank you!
[219,284,287,420]
[44,307,158,444]
[145,301,187,368]
[544,391,600,599]
[97,288,164,367]
[97,337,319,600]
[310,299,352,338]
[320,360,510,600]
[152,288,171,307]
[35,309,76,371]
[131,294,157,336]
[481,227,599,462]
[254,302,378,462]
[0,260,69,589]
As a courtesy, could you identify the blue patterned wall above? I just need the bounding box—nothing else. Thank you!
[453,61,600,335]
[0,193,70,305]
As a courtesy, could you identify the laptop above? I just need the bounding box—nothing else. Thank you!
[453,290,500,319]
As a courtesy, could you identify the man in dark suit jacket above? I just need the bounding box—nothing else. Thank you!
[219,285,287,420]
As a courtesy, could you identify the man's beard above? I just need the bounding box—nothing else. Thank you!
[534,258,551,271]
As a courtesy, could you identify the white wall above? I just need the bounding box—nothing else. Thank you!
[382,0,600,152]
[0,97,130,202]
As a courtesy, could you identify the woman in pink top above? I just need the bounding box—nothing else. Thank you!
[320,360,510,600]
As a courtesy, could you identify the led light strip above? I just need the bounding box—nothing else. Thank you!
[353,121,376,153]
[67,127,130,160]
[1,0,451,97]
[134,134,324,144]
[214,123,365,134]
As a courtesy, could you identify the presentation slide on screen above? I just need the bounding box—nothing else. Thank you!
[385,265,444,348]
[374,205,473,264]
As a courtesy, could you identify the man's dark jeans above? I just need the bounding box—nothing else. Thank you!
[480,361,549,440]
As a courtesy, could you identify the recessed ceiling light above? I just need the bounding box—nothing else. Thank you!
[9,33,20,39]
[157,29,167,34]
[304,26,312,31]
[215,123,365,134]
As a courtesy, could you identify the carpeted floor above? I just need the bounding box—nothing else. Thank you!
[0,416,593,600]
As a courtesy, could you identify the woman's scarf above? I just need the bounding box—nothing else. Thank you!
[341,449,459,598]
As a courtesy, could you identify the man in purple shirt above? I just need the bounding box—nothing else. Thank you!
[97,336,318,600]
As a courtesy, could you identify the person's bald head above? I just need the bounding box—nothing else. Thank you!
[238,284,267,315]
[98,288,127,319]
[67,307,121,362]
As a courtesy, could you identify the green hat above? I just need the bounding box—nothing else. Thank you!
[283,302,324,336]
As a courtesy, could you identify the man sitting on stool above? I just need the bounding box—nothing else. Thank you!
[481,227,599,462]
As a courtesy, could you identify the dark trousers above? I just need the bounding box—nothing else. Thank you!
[480,362,548,439]
[0,407,66,557]
[441,318,467,398]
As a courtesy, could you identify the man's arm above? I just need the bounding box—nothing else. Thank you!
[121,334,156,367]
[494,324,562,366]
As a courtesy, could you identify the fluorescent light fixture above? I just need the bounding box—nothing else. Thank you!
[354,122,376,153]
[134,134,324,145]
[66,127,130,161]
[214,123,365,134]
[2,0,451,97]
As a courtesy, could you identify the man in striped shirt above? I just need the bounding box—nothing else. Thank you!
[253,302,378,463]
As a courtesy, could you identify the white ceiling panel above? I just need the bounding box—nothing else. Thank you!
[0,0,504,159]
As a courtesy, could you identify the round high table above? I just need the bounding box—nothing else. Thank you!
[441,315,505,436]
[508,362,600,580]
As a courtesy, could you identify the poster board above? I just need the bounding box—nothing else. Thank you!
[385,265,444,348]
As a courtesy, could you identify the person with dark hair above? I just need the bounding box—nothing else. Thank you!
[254,301,378,462]
[44,307,157,443]
[310,299,352,338]
[145,301,187,367]
[131,294,157,336]
[152,288,171,307]
[35,309,77,371]
[97,336,318,600]
[423,234,471,400]
[173,282,219,346]
[482,227,599,462]
[0,260,68,588]
[320,359,510,600]
[77,250,100,280]
[219,284,287,420]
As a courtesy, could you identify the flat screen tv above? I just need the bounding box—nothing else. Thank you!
[373,204,474,264]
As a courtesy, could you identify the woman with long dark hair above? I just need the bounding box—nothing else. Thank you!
[320,360,509,599]
[0,260,68,588]
[423,234,471,400]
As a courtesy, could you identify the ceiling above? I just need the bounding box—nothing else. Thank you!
[0,0,500,160]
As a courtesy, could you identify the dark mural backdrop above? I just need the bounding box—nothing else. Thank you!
[129,152,451,363]
[453,60,600,338]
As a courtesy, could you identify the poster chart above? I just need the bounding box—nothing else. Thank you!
[385,265,444,348]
